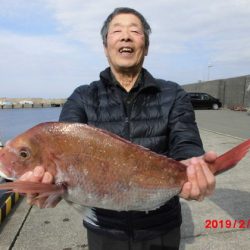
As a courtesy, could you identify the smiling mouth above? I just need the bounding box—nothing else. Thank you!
[119,47,134,54]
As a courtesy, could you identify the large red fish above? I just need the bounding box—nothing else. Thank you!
[0,122,249,211]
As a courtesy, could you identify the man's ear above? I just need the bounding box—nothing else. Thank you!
[103,44,108,57]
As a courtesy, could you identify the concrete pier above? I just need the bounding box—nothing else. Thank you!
[0,103,63,109]
[0,98,65,109]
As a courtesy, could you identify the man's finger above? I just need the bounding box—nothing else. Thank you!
[22,166,45,205]
[195,161,208,197]
[202,151,217,163]
[202,164,216,196]
[42,172,53,184]
[35,172,54,208]
[179,182,192,200]
[31,166,45,181]
[19,171,33,181]
[187,160,201,199]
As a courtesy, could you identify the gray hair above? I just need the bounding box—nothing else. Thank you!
[101,7,151,48]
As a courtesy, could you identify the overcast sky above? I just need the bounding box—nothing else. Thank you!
[1,0,250,98]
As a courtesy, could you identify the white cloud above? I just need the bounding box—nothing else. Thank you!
[212,37,250,64]
[1,0,250,97]
[44,1,250,47]
[0,30,106,98]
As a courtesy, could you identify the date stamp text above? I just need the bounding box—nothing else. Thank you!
[205,219,250,229]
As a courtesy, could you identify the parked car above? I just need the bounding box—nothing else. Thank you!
[188,92,222,110]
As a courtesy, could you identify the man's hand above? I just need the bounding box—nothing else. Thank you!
[179,151,217,201]
[19,166,61,208]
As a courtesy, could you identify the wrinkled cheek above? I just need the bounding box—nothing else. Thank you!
[135,52,145,65]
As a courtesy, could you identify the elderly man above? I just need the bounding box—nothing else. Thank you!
[21,7,216,250]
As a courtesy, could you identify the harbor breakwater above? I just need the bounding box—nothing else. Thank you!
[0,98,66,109]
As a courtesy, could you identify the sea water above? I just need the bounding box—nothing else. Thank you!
[0,108,62,144]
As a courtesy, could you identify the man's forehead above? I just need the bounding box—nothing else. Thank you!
[110,22,141,28]
[110,13,142,27]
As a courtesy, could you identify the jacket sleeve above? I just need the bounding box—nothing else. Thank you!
[167,85,205,160]
[59,86,88,123]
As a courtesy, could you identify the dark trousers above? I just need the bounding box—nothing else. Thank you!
[87,228,180,250]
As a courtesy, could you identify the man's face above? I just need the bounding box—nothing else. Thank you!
[104,13,148,73]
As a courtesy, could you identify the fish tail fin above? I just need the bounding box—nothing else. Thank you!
[0,181,65,196]
[210,139,250,175]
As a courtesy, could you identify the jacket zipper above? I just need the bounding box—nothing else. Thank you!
[124,116,130,140]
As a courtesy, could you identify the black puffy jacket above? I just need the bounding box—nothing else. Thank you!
[59,67,204,240]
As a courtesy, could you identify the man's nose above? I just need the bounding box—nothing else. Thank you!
[121,29,132,41]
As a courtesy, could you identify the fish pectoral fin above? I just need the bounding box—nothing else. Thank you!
[0,181,65,196]
[38,193,63,208]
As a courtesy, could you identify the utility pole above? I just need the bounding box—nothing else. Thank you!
[207,65,213,81]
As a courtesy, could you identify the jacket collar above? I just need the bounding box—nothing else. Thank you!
[100,67,161,92]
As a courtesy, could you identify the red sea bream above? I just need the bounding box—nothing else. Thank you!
[0,122,249,211]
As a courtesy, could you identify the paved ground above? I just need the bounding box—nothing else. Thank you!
[194,109,250,139]
[0,110,249,249]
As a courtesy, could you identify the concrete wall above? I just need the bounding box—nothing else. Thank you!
[182,75,250,108]
[244,76,250,107]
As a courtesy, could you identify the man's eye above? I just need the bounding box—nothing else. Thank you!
[131,30,143,35]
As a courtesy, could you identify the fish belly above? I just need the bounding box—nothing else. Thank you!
[64,185,181,211]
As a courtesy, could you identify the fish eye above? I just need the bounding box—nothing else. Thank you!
[19,150,30,159]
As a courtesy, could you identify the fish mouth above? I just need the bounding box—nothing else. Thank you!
[0,162,15,181]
